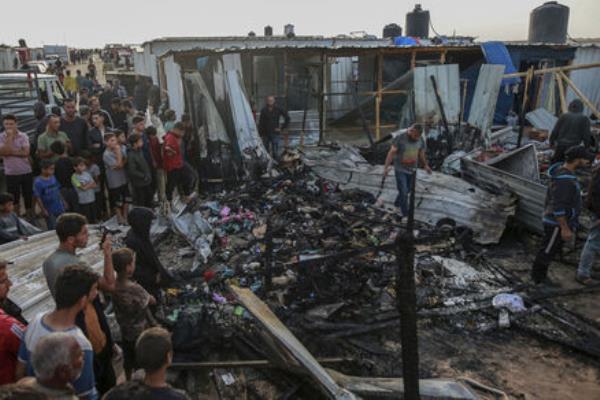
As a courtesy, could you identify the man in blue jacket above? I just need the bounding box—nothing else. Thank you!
[531,145,594,285]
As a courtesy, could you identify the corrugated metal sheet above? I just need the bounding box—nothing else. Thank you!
[224,70,271,163]
[414,64,460,123]
[163,55,185,119]
[3,231,104,322]
[526,108,558,132]
[468,64,505,135]
[183,71,230,147]
[461,144,545,234]
[329,57,355,119]
[566,47,600,117]
[303,145,516,244]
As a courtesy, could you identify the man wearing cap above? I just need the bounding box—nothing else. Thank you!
[531,145,594,285]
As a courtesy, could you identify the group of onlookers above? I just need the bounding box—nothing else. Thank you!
[0,211,190,399]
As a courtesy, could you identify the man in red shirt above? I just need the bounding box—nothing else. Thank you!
[163,123,193,203]
[0,259,26,385]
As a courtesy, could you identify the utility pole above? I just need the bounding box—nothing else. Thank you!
[395,169,420,399]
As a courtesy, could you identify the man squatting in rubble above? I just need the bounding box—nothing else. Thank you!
[550,99,592,164]
[531,146,594,285]
[383,123,432,217]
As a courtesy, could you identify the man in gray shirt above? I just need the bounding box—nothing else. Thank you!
[42,213,118,395]
[42,213,115,298]
[383,123,432,216]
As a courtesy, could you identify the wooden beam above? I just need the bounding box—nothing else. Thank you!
[504,62,600,79]
[375,51,383,141]
[230,286,355,400]
[555,72,567,115]
[559,70,600,119]
[171,358,348,370]
[283,50,289,148]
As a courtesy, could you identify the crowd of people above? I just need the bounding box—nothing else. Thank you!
[0,77,201,239]
[0,211,190,399]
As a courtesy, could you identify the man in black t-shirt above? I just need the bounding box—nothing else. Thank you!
[60,99,89,156]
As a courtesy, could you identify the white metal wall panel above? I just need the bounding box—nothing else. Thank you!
[468,64,505,132]
[414,64,460,123]
[566,47,600,116]
[328,57,354,119]
[163,55,185,119]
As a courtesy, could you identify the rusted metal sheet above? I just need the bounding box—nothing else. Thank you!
[303,145,515,244]
[414,64,460,124]
[461,144,545,234]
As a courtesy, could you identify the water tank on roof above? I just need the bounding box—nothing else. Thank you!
[284,24,295,38]
[264,26,273,37]
[406,4,430,38]
[528,1,569,44]
[383,23,402,39]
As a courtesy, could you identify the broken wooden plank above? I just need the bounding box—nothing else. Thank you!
[229,285,356,400]
[170,357,349,370]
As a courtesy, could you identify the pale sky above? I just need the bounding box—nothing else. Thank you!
[2,0,599,48]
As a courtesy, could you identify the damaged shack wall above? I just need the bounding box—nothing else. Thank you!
[163,55,185,119]
[566,46,600,117]
[489,45,577,123]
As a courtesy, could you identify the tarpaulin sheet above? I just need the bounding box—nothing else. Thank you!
[481,42,520,86]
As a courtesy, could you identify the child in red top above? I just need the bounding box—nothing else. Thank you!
[163,123,193,203]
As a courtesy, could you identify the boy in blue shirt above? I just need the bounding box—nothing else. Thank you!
[33,160,65,230]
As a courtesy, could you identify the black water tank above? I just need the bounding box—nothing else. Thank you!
[383,23,402,38]
[406,4,430,38]
[264,25,273,36]
[528,1,569,44]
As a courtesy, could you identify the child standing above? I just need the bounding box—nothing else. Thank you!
[71,157,97,222]
[50,141,77,213]
[83,151,103,220]
[126,133,153,208]
[115,130,127,147]
[33,160,65,230]
[103,133,129,224]
[111,248,156,380]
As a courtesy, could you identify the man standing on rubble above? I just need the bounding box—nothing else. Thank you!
[550,99,592,163]
[383,124,432,217]
[258,96,290,159]
[531,146,594,285]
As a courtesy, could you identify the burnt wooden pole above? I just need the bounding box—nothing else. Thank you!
[395,168,420,399]
[264,216,273,291]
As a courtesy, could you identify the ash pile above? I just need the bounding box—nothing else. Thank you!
[144,148,600,400]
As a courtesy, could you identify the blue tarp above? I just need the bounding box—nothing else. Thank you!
[394,36,418,46]
[481,42,520,86]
